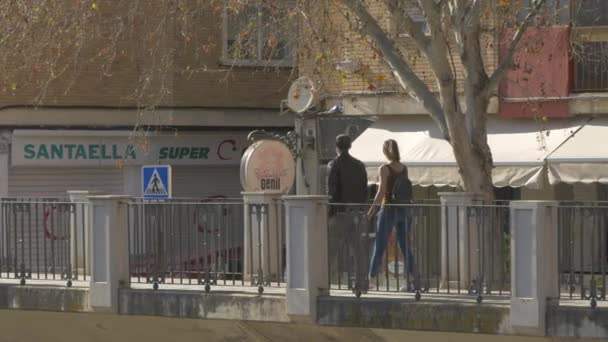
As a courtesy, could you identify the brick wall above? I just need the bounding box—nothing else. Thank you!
[0,1,292,110]
[298,1,498,99]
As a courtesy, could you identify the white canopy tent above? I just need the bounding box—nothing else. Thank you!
[351,115,592,189]
[547,118,608,185]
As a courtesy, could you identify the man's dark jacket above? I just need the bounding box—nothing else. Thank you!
[327,152,368,206]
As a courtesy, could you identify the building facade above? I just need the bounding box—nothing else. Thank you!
[298,0,608,201]
[0,1,295,199]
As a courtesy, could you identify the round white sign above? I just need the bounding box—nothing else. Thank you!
[240,140,295,194]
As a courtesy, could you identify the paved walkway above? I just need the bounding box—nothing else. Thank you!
[1,310,583,342]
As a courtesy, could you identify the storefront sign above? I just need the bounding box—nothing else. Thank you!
[11,130,247,167]
[240,140,295,194]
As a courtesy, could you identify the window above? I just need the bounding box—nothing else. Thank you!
[394,6,430,36]
[222,1,295,67]
[569,1,608,92]
[573,41,608,92]
[571,0,608,27]
[514,0,608,26]
[515,0,570,25]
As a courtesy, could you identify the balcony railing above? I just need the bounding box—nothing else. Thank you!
[573,41,608,92]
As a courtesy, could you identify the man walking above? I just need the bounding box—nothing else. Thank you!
[327,134,368,292]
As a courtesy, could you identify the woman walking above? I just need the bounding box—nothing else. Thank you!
[367,139,415,290]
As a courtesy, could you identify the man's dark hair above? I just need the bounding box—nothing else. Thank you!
[336,134,352,152]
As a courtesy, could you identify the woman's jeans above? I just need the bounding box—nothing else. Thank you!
[369,207,415,277]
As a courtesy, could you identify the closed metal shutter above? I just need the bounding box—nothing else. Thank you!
[172,166,242,199]
[4,167,123,279]
[8,167,124,198]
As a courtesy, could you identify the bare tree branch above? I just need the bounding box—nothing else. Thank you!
[485,0,548,94]
[418,0,443,35]
[450,0,490,140]
[343,0,450,140]
[415,0,465,138]
[382,0,430,53]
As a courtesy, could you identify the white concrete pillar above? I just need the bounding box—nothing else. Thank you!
[439,192,481,289]
[0,132,9,198]
[0,132,9,262]
[510,201,558,336]
[88,195,131,313]
[68,191,105,278]
[283,195,329,322]
[242,192,283,285]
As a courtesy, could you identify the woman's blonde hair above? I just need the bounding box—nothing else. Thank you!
[383,139,400,162]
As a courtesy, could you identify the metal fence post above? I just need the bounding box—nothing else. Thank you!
[510,201,558,336]
[88,195,131,313]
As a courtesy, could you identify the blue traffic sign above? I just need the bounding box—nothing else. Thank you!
[142,165,172,200]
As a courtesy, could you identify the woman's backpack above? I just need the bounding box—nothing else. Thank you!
[389,167,413,204]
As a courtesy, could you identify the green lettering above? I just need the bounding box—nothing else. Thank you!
[190,148,199,159]
[159,147,168,160]
[112,145,121,159]
[101,145,112,159]
[37,144,49,159]
[50,144,63,159]
[89,145,99,159]
[125,145,136,159]
[179,147,189,159]
[168,148,179,159]
[200,147,209,159]
[75,145,87,159]
[24,144,36,159]
[65,144,76,159]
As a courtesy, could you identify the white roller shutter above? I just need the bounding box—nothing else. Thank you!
[172,165,242,199]
[8,167,124,198]
[4,167,123,276]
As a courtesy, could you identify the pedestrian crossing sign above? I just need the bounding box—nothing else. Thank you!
[142,165,172,200]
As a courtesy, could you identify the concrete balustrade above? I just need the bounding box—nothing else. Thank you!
[88,195,131,313]
[283,195,329,322]
[79,193,570,335]
[510,201,559,336]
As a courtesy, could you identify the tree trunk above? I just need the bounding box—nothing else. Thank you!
[455,142,494,199]
[435,68,495,200]
[454,95,495,200]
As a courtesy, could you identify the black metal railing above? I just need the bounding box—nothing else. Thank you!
[573,41,608,92]
[327,202,511,302]
[557,204,608,308]
[452,204,511,302]
[0,198,88,286]
[126,199,285,293]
